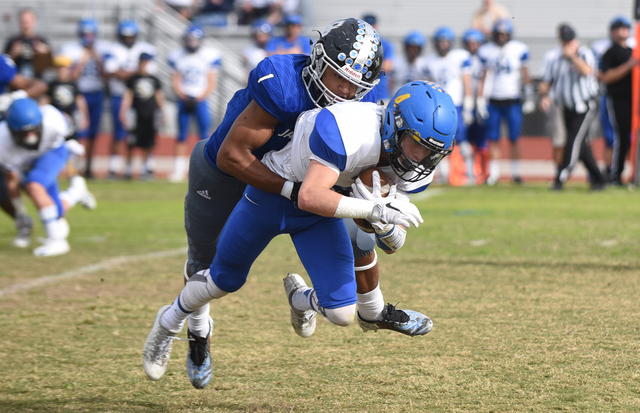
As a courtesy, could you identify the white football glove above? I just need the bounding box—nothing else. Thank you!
[522,83,536,114]
[0,90,28,113]
[476,96,489,121]
[372,222,407,252]
[370,191,423,228]
[65,139,86,156]
[351,170,390,201]
[462,95,475,126]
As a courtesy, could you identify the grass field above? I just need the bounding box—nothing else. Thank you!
[0,181,639,413]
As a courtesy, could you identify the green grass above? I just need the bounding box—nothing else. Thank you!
[1,181,639,412]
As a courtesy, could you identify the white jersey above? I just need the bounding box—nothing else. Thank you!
[261,101,433,196]
[391,57,428,96]
[421,49,472,106]
[58,40,110,93]
[478,40,529,100]
[103,41,157,97]
[167,46,222,98]
[242,46,267,73]
[468,53,486,98]
[0,105,69,172]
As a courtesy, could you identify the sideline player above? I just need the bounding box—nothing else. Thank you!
[390,30,426,95]
[143,81,456,389]
[0,98,95,256]
[477,19,534,185]
[59,17,110,179]
[0,53,48,246]
[422,26,475,184]
[167,24,221,183]
[103,20,156,179]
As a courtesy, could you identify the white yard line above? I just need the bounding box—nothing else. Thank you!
[411,188,444,201]
[0,247,187,297]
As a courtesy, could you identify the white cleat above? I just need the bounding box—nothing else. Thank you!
[143,305,177,381]
[13,214,34,248]
[71,176,97,210]
[33,238,70,257]
[283,273,316,338]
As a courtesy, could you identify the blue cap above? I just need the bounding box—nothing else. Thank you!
[362,14,377,26]
[139,52,153,61]
[610,15,632,30]
[252,19,272,34]
[283,14,302,25]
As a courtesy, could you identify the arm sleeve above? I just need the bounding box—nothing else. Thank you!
[308,109,347,171]
[0,54,17,85]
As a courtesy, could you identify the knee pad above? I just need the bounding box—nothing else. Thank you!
[179,269,228,312]
[323,304,356,327]
[344,218,375,259]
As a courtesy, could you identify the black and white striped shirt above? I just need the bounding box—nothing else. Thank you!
[541,45,599,114]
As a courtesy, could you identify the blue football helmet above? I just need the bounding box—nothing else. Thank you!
[184,24,204,53]
[252,19,272,35]
[6,98,43,150]
[433,26,455,55]
[404,31,426,48]
[78,17,98,47]
[492,19,513,45]
[381,81,457,182]
[462,28,485,44]
[118,20,139,47]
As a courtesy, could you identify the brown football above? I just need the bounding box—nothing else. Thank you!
[353,168,391,233]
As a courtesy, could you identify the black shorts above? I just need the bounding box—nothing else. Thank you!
[128,116,156,149]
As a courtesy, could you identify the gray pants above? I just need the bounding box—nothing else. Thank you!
[185,139,376,276]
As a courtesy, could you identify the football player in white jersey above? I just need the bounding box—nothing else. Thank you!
[0,98,96,256]
[463,28,490,183]
[103,20,157,179]
[143,81,457,388]
[59,18,110,179]
[167,24,222,183]
[391,31,427,96]
[422,26,475,184]
[477,19,534,185]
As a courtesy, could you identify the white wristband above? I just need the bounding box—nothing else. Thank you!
[280,181,294,199]
[334,196,376,219]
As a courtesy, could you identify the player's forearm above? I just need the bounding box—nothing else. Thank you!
[602,63,633,85]
[217,151,287,194]
[297,185,343,217]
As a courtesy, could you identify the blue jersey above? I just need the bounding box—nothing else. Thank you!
[204,54,377,169]
[0,54,18,92]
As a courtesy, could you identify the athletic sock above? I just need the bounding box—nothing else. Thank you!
[511,160,520,178]
[144,156,155,174]
[187,303,210,338]
[356,284,385,321]
[173,156,188,178]
[290,287,314,312]
[489,160,500,181]
[38,205,67,240]
[109,155,121,174]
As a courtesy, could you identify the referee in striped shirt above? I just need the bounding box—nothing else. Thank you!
[539,24,606,191]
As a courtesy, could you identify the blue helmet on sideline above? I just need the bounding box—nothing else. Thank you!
[404,30,426,48]
[6,98,44,150]
[493,18,513,44]
[382,81,457,182]
[118,20,139,47]
[78,17,98,47]
[462,28,485,44]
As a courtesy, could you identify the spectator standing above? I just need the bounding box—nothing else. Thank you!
[538,24,605,191]
[238,0,280,26]
[119,53,165,180]
[476,19,535,185]
[44,55,89,138]
[103,20,157,179]
[167,24,221,183]
[242,19,272,76]
[601,16,638,186]
[157,0,198,20]
[192,0,236,28]
[471,0,510,38]
[4,8,52,79]
[390,30,426,96]
[59,18,110,179]
[265,14,312,56]
[362,14,394,103]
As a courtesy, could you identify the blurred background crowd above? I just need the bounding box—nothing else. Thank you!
[0,0,637,185]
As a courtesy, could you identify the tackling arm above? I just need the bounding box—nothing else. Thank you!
[216,100,289,195]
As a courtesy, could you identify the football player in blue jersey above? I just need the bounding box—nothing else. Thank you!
[0,53,48,247]
[143,80,457,389]
[142,17,437,390]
